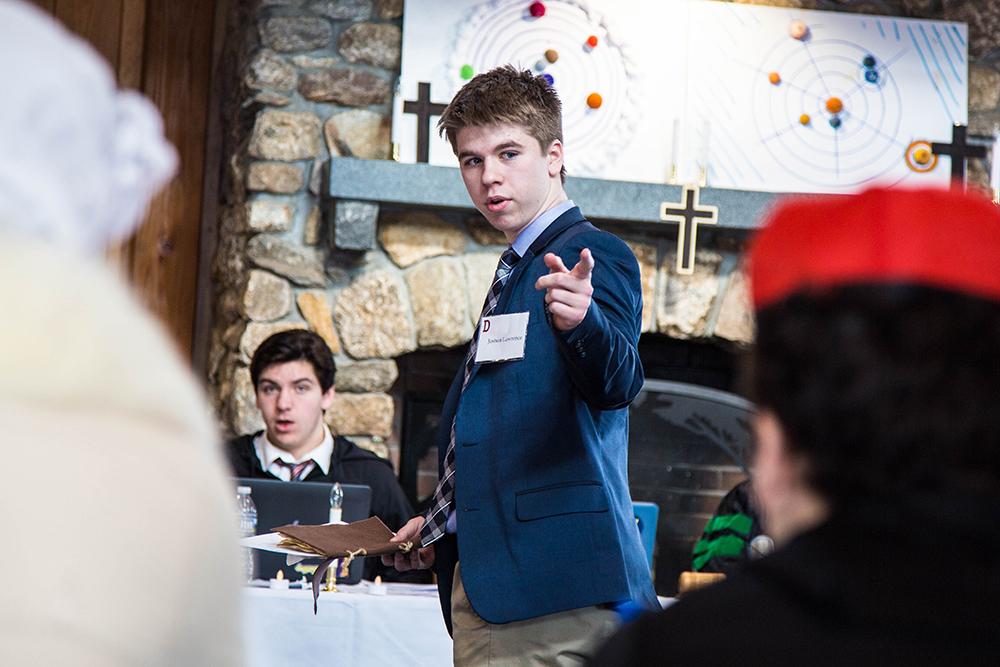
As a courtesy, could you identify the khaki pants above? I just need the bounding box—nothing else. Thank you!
[451,563,620,667]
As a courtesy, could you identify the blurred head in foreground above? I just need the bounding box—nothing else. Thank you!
[0,2,175,254]
[589,186,1000,666]
[0,3,240,665]
[748,185,1000,544]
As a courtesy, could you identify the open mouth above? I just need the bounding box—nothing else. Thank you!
[486,196,509,212]
[275,418,294,431]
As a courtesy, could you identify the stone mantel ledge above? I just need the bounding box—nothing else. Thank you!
[326,156,794,230]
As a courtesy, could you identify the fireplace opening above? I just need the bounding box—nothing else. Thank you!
[394,335,752,595]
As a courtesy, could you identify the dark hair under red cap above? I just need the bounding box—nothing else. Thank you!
[750,186,1000,309]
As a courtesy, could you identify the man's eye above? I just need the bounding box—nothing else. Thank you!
[500,151,518,159]
[463,157,481,167]
[296,384,310,393]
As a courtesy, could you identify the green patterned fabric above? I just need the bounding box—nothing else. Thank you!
[692,534,747,571]
[703,513,753,537]
[690,481,763,574]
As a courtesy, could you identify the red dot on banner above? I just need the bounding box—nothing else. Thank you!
[529,2,545,18]
[586,35,598,48]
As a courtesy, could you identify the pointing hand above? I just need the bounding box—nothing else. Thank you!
[534,248,594,331]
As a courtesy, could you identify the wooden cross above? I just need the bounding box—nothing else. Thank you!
[931,124,987,188]
[660,184,718,275]
[403,81,448,163]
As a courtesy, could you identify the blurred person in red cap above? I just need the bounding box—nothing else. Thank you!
[590,185,1000,666]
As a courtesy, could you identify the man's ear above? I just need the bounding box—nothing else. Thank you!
[320,385,335,412]
[753,410,789,483]
[545,139,564,178]
[752,409,827,544]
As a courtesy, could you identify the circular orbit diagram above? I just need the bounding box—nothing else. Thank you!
[752,26,914,189]
[447,0,640,176]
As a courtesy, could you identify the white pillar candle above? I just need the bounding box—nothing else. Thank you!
[269,570,290,590]
[368,575,387,596]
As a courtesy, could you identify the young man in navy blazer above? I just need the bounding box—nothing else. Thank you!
[385,65,658,664]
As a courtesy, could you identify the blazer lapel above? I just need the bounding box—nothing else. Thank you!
[462,207,586,388]
[495,206,586,314]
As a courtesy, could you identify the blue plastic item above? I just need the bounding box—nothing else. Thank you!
[632,501,660,570]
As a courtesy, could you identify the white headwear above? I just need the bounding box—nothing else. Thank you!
[0,1,177,255]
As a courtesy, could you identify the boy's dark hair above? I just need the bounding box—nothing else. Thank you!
[749,284,1000,508]
[437,65,566,182]
[250,329,336,392]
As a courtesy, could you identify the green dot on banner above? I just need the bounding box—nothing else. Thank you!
[460,64,474,80]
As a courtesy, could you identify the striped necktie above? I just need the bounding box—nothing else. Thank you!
[277,459,312,481]
[420,247,520,546]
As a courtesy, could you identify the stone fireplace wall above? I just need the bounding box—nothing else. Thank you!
[208,0,999,490]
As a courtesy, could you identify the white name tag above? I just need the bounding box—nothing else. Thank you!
[475,311,530,364]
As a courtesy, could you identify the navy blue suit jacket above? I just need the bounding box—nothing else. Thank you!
[432,206,659,630]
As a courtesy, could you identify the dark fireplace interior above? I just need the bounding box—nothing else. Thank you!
[393,335,751,596]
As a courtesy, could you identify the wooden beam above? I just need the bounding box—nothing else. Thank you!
[101,0,148,276]
[52,0,123,72]
[130,0,216,357]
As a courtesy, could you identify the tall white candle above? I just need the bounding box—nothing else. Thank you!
[670,118,680,183]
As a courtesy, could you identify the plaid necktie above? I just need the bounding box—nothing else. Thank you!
[421,247,520,546]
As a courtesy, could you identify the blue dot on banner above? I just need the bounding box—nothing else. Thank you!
[542,73,554,86]
[829,116,842,129]
[862,54,876,69]
[865,69,879,83]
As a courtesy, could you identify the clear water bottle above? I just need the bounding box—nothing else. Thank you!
[236,485,258,582]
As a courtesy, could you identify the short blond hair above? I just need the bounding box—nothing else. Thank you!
[438,65,566,182]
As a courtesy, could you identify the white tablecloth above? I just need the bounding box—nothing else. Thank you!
[242,582,453,666]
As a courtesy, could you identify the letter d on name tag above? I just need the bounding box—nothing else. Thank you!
[475,311,529,363]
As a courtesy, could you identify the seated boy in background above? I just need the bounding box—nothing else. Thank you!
[227,328,425,582]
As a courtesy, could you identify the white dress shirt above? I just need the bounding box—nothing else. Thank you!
[253,425,334,481]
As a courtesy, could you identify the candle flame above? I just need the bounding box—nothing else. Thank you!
[276,570,284,581]
[374,575,382,585]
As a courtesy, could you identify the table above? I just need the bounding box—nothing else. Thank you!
[242,582,453,666]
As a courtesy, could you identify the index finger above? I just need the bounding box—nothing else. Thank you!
[570,248,594,280]
[543,252,570,274]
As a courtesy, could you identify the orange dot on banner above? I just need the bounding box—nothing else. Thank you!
[799,114,811,125]
[826,97,844,114]
[587,92,603,109]
[914,148,932,165]
[586,35,598,48]
[545,48,559,63]
[768,71,781,85]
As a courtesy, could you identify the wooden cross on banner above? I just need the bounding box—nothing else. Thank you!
[931,124,987,188]
[660,184,718,275]
[403,82,448,163]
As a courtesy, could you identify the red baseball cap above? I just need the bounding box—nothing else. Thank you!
[750,186,1000,309]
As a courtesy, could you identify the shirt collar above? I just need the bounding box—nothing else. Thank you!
[511,199,575,257]
[254,424,334,476]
